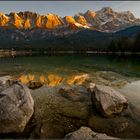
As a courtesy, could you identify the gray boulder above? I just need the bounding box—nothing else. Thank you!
[0,78,34,133]
[91,84,128,117]
[64,126,118,140]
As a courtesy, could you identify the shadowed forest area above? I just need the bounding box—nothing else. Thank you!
[108,33,140,53]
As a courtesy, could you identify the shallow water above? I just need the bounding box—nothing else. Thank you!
[120,80,140,105]
[0,54,140,78]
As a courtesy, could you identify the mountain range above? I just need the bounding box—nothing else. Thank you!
[0,7,140,52]
[0,7,140,31]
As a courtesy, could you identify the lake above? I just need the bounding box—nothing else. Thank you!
[0,54,140,79]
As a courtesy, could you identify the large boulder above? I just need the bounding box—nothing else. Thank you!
[64,126,118,140]
[88,84,140,138]
[31,85,92,138]
[91,84,128,117]
[0,78,34,133]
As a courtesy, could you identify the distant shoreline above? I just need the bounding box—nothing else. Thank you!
[0,50,140,57]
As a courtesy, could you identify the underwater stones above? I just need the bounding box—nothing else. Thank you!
[88,115,140,138]
[31,85,92,138]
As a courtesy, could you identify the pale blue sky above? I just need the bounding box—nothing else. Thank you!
[0,1,140,18]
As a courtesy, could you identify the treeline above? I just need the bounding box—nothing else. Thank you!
[1,29,140,53]
[108,33,140,52]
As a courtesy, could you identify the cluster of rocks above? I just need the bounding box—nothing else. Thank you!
[0,76,140,139]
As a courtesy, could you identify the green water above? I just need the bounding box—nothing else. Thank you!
[0,54,140,77]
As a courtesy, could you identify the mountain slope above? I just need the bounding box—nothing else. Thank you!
[0,25,140,52]
[86,7,140,31]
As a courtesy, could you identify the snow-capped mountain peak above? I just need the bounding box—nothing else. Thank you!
[0,7,139,32]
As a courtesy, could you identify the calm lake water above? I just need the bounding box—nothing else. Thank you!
[0,54,140,78]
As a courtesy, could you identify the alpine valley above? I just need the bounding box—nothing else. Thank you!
[0,7,140,52]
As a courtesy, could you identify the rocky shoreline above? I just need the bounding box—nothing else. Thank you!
[0,76,140,139]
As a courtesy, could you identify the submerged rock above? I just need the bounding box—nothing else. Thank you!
[87,71,131,88]
[91,85,128,117]
[64,126,118,140]
[88,115,140,138]
[0,79,34,133]
[27,80,43,90]
[31,85,92,138]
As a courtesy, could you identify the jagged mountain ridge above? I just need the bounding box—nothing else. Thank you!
[0,7,140,52]
[0,7,140,32]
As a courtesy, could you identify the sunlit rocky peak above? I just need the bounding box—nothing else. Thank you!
[64,16,76,24]
[74,15,88,26]
[11,12,24,28]
[99,7,113,13]
[45,14,63,29]
[0,12,9,26]
[85,10,96,18]
[0,8,139,31]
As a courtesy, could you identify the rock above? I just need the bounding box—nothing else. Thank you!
[0,75,12,85]
[31,85,92,138]
[88,115,140,138]
[91,85,128,117]
[64,126,118,140]
[87,83,96,92]
[0,79,34,133]
[27,80,43,90]
[58,85,90,102]
[87,71,130,88]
